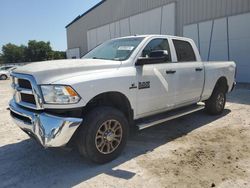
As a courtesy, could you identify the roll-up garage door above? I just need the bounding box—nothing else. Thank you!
[184,12,250,83]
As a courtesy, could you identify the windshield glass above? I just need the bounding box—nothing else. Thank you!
[83,37,144,61]
[0,67,12,71]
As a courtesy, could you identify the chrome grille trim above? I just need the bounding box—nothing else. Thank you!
[11,72,44,110]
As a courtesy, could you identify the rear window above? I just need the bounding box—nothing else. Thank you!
[173,40,196,62]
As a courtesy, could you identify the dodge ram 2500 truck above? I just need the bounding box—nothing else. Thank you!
[9,35,236,163]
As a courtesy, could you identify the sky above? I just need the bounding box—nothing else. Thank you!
[0,0,101,51]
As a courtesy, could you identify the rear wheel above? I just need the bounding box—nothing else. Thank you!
[0,74,8,80]
[77,106,129,164]
[205,86,226,115]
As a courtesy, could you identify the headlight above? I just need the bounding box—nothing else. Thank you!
[40,85,80,104]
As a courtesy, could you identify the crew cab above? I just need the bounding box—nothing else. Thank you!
[9,35,236,163]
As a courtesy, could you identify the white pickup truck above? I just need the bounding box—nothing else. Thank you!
[9,35,236,163]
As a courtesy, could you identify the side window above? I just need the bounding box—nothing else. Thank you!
[141,39,171,62]
[173,40,196,62]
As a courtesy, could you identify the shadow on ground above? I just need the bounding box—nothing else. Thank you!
[0,109,231,188]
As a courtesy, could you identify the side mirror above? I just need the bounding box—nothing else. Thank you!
[149,50,169,58]
[136,50,169,66]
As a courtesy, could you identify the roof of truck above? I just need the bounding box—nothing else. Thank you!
[113,34,193,41]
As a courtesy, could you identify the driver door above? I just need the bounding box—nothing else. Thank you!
[136,38,177,117]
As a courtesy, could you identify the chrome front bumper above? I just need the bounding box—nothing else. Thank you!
[9,100,83,147]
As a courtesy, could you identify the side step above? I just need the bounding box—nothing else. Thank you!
[136,104,205,130]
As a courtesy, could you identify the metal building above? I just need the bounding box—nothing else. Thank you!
[66,0,250,83]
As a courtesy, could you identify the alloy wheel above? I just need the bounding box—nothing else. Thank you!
[216,92,225,111]
[95,119,123,154]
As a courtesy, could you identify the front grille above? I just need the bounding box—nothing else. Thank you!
[18,79,32,89]
[10,111,32,124]
[11,73,42,110]
[20,93,36,105]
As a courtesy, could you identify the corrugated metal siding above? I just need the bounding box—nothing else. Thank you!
[179,0,250,27]
[67,0,250,56]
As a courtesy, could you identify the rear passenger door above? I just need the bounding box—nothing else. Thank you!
[172,39,204,106]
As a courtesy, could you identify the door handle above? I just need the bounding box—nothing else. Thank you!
[166,70,176,74]
[195,68,203,72]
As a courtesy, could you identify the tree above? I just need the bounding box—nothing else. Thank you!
[25,40,52,62]
[50,51,66,60]
[1,41,66,64]
[0,53,3,64]
[2,43,26,63]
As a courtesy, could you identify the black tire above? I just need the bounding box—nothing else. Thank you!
[77,106,129,164]
[0,74,8,80]
[205,86,227,115]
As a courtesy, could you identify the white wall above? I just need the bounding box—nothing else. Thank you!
[183,24,199,51]
[198,21,213,61]
[87,29,97,51]
[161,3,176,35]
[66,48,80,59]
[183,12,250,83]
[120,18,130,37]
[228,13,250,83]
[87,3,176,51]
[209,18,228,61]
[96,24,110,46]
[130,7,162,35]
[109,21,120,39]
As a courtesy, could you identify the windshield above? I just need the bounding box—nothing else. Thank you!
[83,37,144,61]
[0,66,13,71]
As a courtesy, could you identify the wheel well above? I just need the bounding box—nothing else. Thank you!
[83,92,134,123]
[215,77,228,92]
[0,74,7,79]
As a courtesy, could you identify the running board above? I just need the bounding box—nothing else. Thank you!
[136,104,205,130]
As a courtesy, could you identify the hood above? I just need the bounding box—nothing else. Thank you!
[13,59,121,84]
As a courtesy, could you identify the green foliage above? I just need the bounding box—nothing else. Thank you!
[0,53,4,64]
[2,43,26,63]
[1,40,66,64]
[48,51,66,60]
[53,51,66,59]
[25,40,52,62]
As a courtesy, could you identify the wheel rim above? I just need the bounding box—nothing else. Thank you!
[216,92,225,111]
[95,119,123,154]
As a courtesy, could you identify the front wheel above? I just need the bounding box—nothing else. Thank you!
[205,87,226,115]
[0,74,8,80]
[77,106,129,164]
